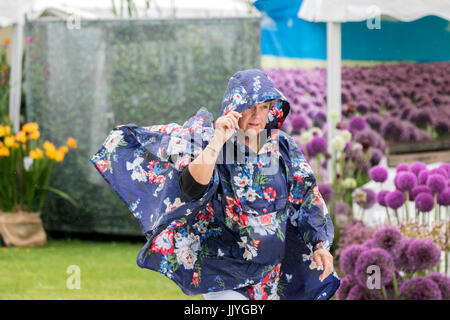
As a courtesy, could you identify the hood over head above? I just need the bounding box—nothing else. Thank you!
[220,69,290,131]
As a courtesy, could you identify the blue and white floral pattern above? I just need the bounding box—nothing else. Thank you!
[90,69,340,299]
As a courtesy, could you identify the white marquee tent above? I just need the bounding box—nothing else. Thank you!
[297,0,450,181]
[0,0,259,133]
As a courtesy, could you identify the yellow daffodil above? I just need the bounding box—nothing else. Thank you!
[28,130,40,140]
[54,150,64,162]
[66,137,77,148]
[58,145,69,155]
[16,130,27,143]
[22,122,39,133]
[45,148,56,159]
[4,136,16,147]
[0,126,5,137]
[43,141,56,152]
[30,148,43,159]
[0,147,10,157]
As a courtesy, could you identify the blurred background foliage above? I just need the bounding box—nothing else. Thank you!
[24,17,260,235]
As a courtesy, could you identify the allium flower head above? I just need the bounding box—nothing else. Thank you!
[393,238,414,272]
[395,171,417,192]
[426,174,446,194]
[334,201,351,216]
[336,274,358,300]
[346,284,383,300]
[429,167,448,179]
[354,248,394,286]
[395,163,409,173]
[399,277,442,300]
[291,114,309,132]
[340,244,364,275]
[373,227,403,256]
[385,190,405,210]
[318,183,333,205]
[418,170,429,185]
[370,166,389,183]
[406,239,441,272]
[415,192,434,212]
[349,116,366,132]
[410,185,431,201]
[427,272,450,300]
[376,190,389,207]
[410,162,427,177]
[437,188,450,206]
[306,136,327,157]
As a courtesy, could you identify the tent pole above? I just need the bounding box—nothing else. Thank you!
[326,21,341,183]
[8,22,23,133]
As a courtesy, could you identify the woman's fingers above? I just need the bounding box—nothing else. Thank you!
[320,257,333,282]
[313,253,323,271]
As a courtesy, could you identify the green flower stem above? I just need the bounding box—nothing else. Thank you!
[385,207,392,226]
[381,286,388,300]
[404,192,410,222]
[392,271,399,299]
[434,193,438,223]
[394,209,399,225]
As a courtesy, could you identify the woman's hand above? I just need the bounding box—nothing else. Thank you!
[214,111,242,144]
[313,248,334,281]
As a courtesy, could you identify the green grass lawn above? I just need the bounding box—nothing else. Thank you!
[0,238,203,300]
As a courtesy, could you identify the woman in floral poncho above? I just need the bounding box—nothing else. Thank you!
[90,69,340,300]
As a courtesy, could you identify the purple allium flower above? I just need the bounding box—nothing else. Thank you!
[370,166,389,183]
[437,188,450,206]
[395,171,418,192]
[365,113,383,131]
[335,221,376,259]
[410,161,427,177]
[313,110,327,127]
[396,163,409,173]
[334,201,351,216]
[382,119,404,142]
[434,119,450,136]
[291,114,309,132]
[438,163,450,177]
[318,183,333,205]
[411,110,433,128]
[305,136,327,157]
[406,239,441,272]
[355,248,394,286]
[426,174,446,194]
[418,170,429,185]
[399,277,442,300]
[376,190,390,207]
[427,272,450,300]
[410,185,431,201]
[370,147,383,166]
[336,274,358,300]
[385,190,405,210]
[340,244,364,275]
[415,192,434,212]
[373,227,403,256]
[361,238,376,250]
[361,188,376,209]
[429,167,448,179]
[349,115,366,132]
[346,284,383,300]
[393,238,414,272]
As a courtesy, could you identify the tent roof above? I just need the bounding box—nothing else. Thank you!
[298,0,450,22]
[0,0,260,27]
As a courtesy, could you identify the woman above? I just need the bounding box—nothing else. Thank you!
[90,69,340,300]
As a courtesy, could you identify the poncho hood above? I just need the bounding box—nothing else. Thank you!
[220,69,290,131]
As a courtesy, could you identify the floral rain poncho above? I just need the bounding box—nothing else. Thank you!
[90,69,340,300]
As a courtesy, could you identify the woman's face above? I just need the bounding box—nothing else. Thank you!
[238,100,274,136]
